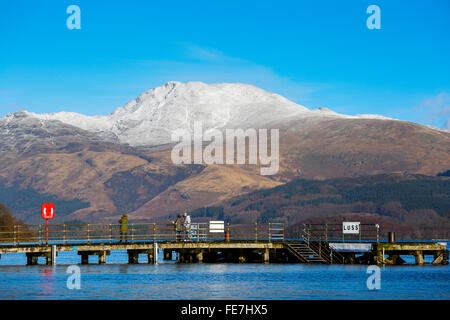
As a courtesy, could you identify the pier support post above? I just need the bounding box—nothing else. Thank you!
[238,250,246,263]
[385,254,404,265]
[45,254,52,265]
[45,246,57,265]
[153,242,158,264]
[80,253,89,264]
[51,245,57,265]
[414,250,425,265]
[180,252,191,263]
[164,250,172,260]
[128,251,139,264]
[196,251,203,264]
[432,251,447,265]
[26,253,38,265]
[179,252,193,263]
[263,248,269,264]
[98,252,106,264]
[432,253,443,265]
[376,249,385,265]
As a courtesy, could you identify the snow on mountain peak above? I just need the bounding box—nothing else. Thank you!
[0,81,405,146]
[71,81,310,146]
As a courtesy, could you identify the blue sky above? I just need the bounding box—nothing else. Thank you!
[1,0,449,128]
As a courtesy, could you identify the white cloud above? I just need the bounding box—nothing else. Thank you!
[132,44,329,106]
[420,93,450,112]
[416,92,450,128]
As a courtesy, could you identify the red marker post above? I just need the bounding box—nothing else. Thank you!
[41,203,55,244]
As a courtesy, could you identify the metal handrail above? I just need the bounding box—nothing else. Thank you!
[301,225,347,264]
[0,222,284,245]
[307,239,345,264]
[302,223,380,242]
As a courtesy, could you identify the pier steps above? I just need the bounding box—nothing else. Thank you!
[285,243,327,263]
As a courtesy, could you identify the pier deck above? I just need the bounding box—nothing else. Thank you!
[0,222,448,265]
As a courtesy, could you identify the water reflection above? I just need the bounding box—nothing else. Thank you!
[37,266,56,297]
[0,251,449,300]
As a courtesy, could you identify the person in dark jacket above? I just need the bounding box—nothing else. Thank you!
[119,214,128,243]
[175,214,183,241]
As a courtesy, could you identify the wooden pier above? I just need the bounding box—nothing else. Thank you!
[374,242,449,265]
[0,223,448,266]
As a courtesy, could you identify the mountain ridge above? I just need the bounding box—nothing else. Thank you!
[0,81,449,224]
[2,81,409,147]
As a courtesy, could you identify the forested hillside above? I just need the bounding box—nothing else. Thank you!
[186,174,450,239]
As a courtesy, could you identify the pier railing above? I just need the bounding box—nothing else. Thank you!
[0,222,284,245]
[308,240,346,264]
[302,223,380,243]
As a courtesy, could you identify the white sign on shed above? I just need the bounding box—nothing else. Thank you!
[209,221,225,233]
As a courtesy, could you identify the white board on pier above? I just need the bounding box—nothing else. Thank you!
[209,221,224,233]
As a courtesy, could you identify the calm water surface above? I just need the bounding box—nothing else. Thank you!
[0,250,449,300]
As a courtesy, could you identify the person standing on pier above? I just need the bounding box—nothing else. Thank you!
[183,212,191,241]
[175,214,183,241]
[119,214,128,243]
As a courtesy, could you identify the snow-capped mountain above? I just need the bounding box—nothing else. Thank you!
[2,81,395,147]
[1,81,449,224]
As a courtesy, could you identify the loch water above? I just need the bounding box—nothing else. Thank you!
[0,249,449,300]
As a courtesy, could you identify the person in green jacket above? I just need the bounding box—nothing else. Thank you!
[174,214,183,241]
[119,214,128,243]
